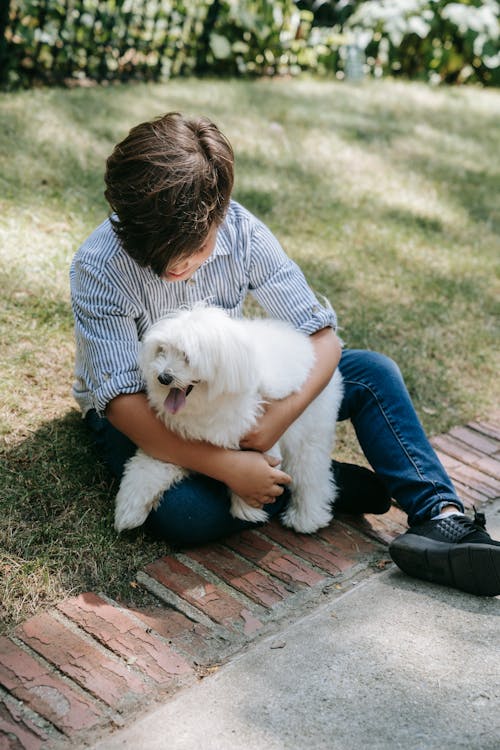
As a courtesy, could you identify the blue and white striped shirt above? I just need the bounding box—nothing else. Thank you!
[70,201,337,416]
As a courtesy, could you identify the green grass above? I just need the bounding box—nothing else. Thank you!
[1,78,499,632]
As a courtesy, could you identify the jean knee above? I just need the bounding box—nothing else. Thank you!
[363,350,403,382]
[145,476,233,546]
[147,499,201,545]
[341,349,403,386]
[339,349,406,420]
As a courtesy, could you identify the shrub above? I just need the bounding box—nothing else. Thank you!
[1,0,213,88]
[1,0,499,88]
[207,0,312,76]
[345,0,500,85]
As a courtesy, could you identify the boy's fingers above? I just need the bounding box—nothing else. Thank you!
[270,483,286,496]
[263,453,281,467]
[275,470,292,485]
[245,496,275,508]
[263,455,291,483]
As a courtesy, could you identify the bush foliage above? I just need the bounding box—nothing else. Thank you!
[347,0,500,85]
[0,0,499,88]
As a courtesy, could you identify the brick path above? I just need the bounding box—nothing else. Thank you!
[1,418,499,749]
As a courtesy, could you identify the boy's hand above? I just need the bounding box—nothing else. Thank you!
[239,399,294,454]
[224,451,291,508]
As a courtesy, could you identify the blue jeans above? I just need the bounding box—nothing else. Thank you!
[86,349,463,545]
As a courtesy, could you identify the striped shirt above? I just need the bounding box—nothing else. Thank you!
[70,201,337,416]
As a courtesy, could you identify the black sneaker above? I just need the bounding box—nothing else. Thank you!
[331,460,392,516]
[389,509,500,596]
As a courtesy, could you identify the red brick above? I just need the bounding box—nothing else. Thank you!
[125,607,214,662]
[432,435,500,480]
[0,726,39,750]
[468,420,500,442]
[346,506,408,545]
[433,449,463,472]
[57,594,193,684]
[125,607,202,639]
[0,697,48,750]
[258,520,357,575]
[433,449,498,503]
[316,521,378,560]
[432,434,482,463]
[144,557,263,635]
[449,425,499,455]
[464,455,500,482]
[16,613,148,708]
[446,464,499,498]
[0,636,102,735]
[450,480,487,508]
[187,546,291,608]
[224,530,325,587]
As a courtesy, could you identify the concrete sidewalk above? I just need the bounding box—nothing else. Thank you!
[90,531,500,750]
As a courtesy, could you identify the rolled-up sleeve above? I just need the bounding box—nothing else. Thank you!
[248,220,337,334]
[71,260,144,416]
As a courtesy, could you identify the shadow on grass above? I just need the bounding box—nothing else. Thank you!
[0,410,167,634]
[231,81,500,232]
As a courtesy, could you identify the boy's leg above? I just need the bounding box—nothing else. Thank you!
[85,410,285,546]
[337,349,461,525]
[145,473,287,546]
[337,350,500,596]
[85,408,390,545]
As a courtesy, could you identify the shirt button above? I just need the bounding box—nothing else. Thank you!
[187,278,196,285]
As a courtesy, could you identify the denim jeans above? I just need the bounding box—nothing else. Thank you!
[86,349,463,545]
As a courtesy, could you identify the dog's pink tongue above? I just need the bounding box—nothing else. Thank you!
[164,388,187,415]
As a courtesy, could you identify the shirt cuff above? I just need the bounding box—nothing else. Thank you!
[296,304,337,335]
[90,372,144,417]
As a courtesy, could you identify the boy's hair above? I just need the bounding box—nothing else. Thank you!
[104,112,234,275]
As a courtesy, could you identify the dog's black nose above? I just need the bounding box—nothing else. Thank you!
[158,372,174,385]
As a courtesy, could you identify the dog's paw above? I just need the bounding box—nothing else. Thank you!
[114,451,181,532]
[114,491,155,532]
[230,495,269,525]
[281,505,332,534]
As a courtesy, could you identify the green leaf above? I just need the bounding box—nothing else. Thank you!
[210,32,232,60]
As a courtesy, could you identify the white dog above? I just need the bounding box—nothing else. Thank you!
[114,305,343,535]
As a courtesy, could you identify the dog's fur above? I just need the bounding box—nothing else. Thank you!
[114,305,344,534]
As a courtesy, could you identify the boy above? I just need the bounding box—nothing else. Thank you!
[70,112,500,596]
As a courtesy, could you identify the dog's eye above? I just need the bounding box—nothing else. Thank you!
[183,353,190,366]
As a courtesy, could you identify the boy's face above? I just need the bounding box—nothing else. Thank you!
[161,225,218,283]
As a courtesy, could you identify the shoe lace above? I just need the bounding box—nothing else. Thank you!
[443,509,487,537]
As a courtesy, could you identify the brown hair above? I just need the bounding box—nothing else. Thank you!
[104,113,234,275]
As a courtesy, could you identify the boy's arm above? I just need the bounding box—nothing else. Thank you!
[239,327,341,453]
[106,393,292,508]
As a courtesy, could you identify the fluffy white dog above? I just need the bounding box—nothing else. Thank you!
[114,305,344,535]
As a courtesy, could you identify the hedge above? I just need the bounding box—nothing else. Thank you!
[1,0,498,89]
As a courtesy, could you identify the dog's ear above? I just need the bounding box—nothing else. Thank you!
[195,324,257,398]
[137,335,155,377]
[138,328,164,377]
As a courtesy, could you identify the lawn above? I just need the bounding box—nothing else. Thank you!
[1,77,499,632]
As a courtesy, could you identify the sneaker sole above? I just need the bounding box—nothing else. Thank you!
[389,535,500,597]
